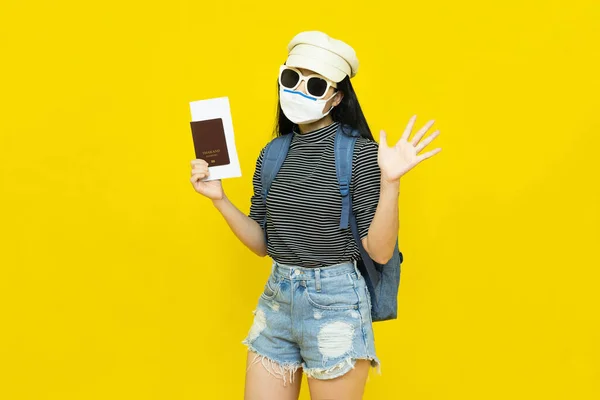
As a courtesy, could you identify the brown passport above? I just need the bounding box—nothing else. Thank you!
[190,118,230,167]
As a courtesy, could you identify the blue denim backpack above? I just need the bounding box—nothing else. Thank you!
[259,123,404,322]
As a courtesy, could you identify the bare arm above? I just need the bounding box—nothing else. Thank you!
[190,158,267,257]
[351,140,399,265]
[362,179,399,264]
[362,115,442,263]
[211,196,267,257]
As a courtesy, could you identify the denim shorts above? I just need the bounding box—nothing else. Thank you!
[242,259,380,384]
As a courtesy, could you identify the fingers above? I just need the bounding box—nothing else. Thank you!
[190,159,210,182]
[191,159,208,167]
[190,173,207,183]
[379,130,388,147]
[191,160,209,174]
[191,162,208,173]
[415,130,440,153]
[417,147,442,163]
[191,164,209,174]
[400,115,417,142]
[411,120,436,147]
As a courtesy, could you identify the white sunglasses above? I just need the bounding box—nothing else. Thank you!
[278,65,338,99]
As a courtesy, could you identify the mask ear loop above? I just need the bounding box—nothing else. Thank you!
[324,89,338,102]
[327,88,339,114]
[325,90,339,113]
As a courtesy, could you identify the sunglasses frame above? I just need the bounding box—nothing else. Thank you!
[278,65,338,100]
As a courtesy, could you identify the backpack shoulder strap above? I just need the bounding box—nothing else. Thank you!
[334,126,358,229]
[259,133,293,243]
[260,133,293,205]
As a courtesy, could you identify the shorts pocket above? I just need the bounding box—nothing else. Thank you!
[305,273,359,311]
[260,275,282,301]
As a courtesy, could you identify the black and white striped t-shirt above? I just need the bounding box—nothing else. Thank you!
[248,121,381,268]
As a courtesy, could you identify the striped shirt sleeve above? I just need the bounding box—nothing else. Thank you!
[351,139,381,239]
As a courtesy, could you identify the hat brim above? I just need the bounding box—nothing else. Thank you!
[286,50,348,83]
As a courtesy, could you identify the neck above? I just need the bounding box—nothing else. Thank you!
[297,115,334,134]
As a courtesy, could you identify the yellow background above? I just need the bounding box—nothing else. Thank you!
[1,0,599,398]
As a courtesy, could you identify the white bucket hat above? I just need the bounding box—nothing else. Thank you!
[285,31,359,83]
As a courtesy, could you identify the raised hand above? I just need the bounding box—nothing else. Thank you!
[378,115,442,183]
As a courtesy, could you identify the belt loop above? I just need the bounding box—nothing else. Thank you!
[315,268,321,292]
[353,259,360,277]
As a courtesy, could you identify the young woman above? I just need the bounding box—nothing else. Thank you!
[190,31,441,400]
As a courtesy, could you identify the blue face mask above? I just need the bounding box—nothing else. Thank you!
[279,88,338,124]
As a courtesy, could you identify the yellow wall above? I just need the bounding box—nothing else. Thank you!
[1,1,599,398]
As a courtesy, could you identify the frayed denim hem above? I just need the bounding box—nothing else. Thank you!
[242,341,302,387]
[303,356,381,380]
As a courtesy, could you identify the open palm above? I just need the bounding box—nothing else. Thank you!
[378,115,442,183]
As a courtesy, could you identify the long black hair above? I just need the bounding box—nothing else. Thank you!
[273,75,374,141]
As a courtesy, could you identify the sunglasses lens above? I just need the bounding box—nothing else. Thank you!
[307,77,328,97]
[280,68,300,89]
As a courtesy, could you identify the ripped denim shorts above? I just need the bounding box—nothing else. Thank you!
[242,259,380,384]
